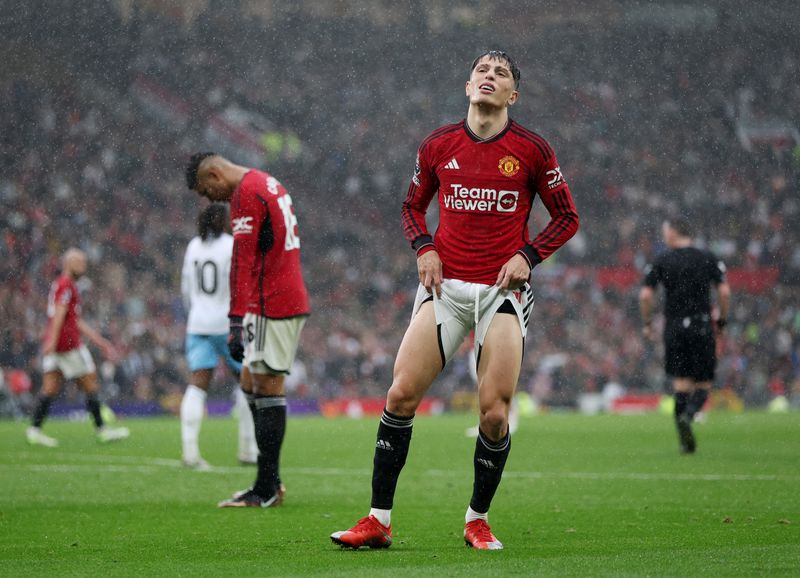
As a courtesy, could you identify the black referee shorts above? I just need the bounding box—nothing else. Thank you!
[663,316,716,382]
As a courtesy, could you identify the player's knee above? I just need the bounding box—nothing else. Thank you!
[251,373,284,396]
[386,383,420,416]
[479,402,509,439]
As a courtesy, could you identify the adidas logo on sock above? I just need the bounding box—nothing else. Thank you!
[477,458,496,469]
[376,439,393,451]
[444,158,460,170]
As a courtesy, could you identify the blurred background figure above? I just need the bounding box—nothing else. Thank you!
[27,248,129,446]
[179,203,257,470]
[640,217,731,453]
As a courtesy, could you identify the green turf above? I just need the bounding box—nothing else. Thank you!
[1,411,798,576]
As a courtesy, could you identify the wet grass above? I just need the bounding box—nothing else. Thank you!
[1,411,798,576]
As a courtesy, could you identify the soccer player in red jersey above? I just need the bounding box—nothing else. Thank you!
[26,248,130,447]
[331,50,579,550]
[186,153,310,507]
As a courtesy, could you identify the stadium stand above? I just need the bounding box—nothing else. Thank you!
[1,1,798,413]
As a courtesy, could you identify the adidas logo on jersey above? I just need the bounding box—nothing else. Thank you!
[376,439,393,451]
[444,158,460,170]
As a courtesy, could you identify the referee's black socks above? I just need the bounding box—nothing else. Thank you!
[371,409,414,510]
[688,389,709,419]
[470,428,511,514]
[674,391,690,421]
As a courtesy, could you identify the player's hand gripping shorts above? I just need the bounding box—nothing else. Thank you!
[411,279,533,365]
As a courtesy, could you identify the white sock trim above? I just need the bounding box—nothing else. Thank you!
[466,506,488,524]
[186,384,207,400]
[369,508,391,528]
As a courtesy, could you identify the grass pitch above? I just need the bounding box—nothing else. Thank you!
[1,411,798,576]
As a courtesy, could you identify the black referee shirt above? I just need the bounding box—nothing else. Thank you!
[643,247,726,319]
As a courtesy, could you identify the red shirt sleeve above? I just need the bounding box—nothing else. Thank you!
[401,145,439,256]
[518,154,580,268]
[229,181,262,319]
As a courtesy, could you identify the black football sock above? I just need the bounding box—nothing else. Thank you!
[86,394,104,428]
[32,395,55,428]
[469,428,511,514]
[674,391,690,422]
[252,395,286,498]
[688,389,709,418]
[244,391,277,483]
[371,409,414,510]
[674,391,695,452]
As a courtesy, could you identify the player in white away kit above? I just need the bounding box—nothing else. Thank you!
[180,204,258,469]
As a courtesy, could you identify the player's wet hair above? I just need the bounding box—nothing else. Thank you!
[666,216,693,237]
[471,50,520,89]
[185,152,217,191]
[198,203,228,241]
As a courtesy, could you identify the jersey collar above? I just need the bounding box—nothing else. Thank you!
[463,118,513,144]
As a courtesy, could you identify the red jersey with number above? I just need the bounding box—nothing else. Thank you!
[402,119,580,285]
[45,274,81,352]
[229,170,310,319]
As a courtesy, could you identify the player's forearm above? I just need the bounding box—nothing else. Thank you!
[45,307,68,351]
[401,201,431,249]
[180,273,191,309]
[228,238,251,319]
[78,319,110,348]
[529,208,580,262]
[639,287,655,324]
[717,282,731,321]
[228,280,247,318]
[529,185,579,262]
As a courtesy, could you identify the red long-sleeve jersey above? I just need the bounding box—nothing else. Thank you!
[229,170,310,319]
[402,119,579,284]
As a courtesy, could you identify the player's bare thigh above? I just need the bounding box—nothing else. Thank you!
[75,371,100,395]
[672,377,695,393]
[240,366,253,394]
[238,361,281,396]
[191,368,214,391]
[251,371,285,396]
[386,300,442,416]
[41,371,64,397]
[476,312,523,440]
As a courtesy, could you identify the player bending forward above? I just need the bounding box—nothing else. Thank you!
[27,248,129,447]
[180,204,259,470]
[331,50,579,550]
[186,152,310,507]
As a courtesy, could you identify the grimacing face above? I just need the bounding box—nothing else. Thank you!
[466,55,518,108]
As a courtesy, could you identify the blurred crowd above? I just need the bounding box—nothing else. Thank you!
[1,2,798,413]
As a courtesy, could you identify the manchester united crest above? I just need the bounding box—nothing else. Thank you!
[498,155,520,177]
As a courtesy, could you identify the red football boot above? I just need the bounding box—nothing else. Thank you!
[464,519,504,550]
[331,515,393,549]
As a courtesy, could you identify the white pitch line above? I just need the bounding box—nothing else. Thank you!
[1,459,798,482]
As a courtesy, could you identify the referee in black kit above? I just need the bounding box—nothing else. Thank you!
[639,217,731,454]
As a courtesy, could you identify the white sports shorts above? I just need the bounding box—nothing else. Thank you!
[42,345,96,380]
[411,279,533,365]
[243,313,307,375]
